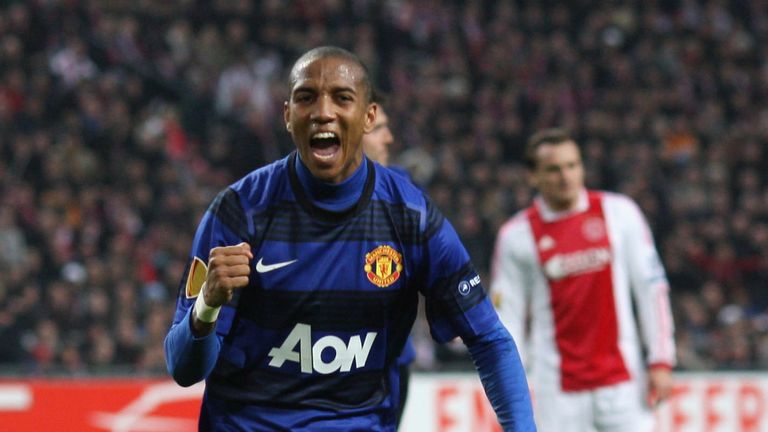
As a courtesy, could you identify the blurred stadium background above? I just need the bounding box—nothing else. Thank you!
[0,1,767,430]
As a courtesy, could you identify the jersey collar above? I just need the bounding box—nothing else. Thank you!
[535,188,589,222]
[287,151,376,223]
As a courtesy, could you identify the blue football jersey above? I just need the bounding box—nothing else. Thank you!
[166,152,501,431]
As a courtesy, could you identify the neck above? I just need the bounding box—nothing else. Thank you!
[537,189,588,219]
[295,155,368,211]
[544,198,578,212]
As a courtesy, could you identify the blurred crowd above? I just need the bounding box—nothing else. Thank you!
[1,0,767,375]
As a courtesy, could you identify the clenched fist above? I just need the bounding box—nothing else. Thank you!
[204,242,253,307]
[192,242,252,335]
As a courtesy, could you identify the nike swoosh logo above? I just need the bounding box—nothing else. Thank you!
[256,258,298,273]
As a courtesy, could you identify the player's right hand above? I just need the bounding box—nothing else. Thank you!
[204,242,253,308]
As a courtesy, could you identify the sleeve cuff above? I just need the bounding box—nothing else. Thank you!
[648,362,673,371]
[186,306,218,341]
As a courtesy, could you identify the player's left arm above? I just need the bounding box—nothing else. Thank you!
[614,195,676,404]
[464,320,536,431]
[420,200,536,431]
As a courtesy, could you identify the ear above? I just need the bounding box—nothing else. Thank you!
[283,101,292,132]
[363,102,377,134]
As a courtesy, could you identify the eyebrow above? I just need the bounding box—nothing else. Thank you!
[292,81,359,95]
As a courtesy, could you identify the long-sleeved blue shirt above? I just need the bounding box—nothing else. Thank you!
[165,153,535,431]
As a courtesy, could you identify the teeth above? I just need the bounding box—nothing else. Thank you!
[312,132,338,139]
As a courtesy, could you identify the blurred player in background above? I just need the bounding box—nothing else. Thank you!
[490,128,675,431]
[361,90,395,168]
[165,46,536,431]
[361,90,417,427]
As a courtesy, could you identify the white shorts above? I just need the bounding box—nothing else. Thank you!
[533,379,654,432]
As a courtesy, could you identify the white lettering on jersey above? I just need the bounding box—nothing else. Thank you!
[267,323,377,374]
[457,274,482,296]
[543,247,612,280]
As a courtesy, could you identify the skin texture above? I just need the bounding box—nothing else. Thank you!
[527,139,585,212]
[528,138,674,406]
[283,56,376,183]
[362,104,394,166]
[192,54,376,336]
[648,366,674,406]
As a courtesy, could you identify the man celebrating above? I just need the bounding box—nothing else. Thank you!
[165,46,535,431]
[491,128,675,431]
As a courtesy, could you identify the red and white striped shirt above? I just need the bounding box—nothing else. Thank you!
[491,189,675,392]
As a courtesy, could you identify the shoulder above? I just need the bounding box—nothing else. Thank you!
[374,163,426,207]
[225,154,291,212]
[594,190,644,219]
[199,158,291,238]
[387,165,412,181]
[492,208,537,261]
[497,208,533,241]
[231,155,290,193]
[373,164,454,241]
[490,209,537,283]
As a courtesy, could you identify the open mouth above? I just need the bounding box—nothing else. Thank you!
[310,132,340,161]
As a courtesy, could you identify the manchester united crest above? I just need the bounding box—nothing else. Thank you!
[364,245,403,287]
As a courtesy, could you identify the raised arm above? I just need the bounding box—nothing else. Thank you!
[164,188,252,386]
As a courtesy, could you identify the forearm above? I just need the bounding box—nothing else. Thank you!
[465,322,536,431]
[164,307,221,387]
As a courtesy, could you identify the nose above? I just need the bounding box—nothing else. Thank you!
[311,95,335,123]
[383,128,394,146]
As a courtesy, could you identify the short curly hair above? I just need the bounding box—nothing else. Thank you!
[288,46,372,103]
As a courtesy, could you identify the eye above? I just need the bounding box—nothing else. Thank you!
[293,92,314,103]
[337,93,354,103]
